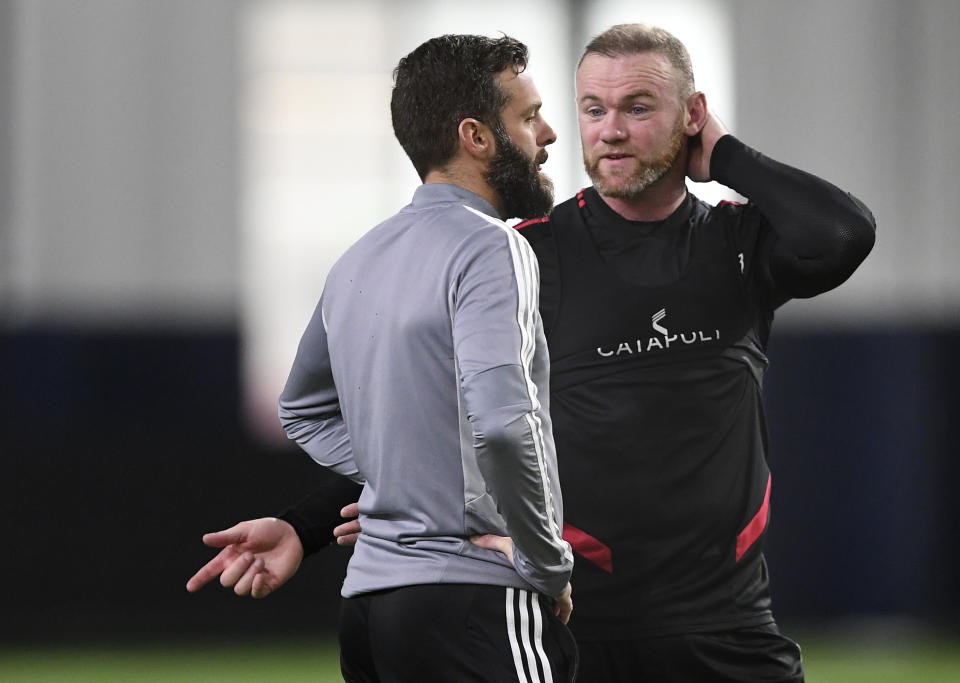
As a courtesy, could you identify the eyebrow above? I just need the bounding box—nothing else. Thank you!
[579,90,658,105]
[524,102,543,116]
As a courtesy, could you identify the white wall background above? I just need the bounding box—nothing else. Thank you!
[732,0,960,328]
[4,0,240,328]
[239,0,579,431]
[2,0,958,430]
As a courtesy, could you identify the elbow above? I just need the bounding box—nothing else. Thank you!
[474,420,518,456]
[774,214,876,299]
[833,194,878,270]
[471,407,533,460]
[277,402,325,444]
[842,201,877,258]
[277,403,301,440]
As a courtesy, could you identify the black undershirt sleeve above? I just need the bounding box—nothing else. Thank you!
[710,135,876,300]
[276,468,363,556]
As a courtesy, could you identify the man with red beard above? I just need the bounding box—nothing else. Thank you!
[190,24,875,682]
[509,24,874,681]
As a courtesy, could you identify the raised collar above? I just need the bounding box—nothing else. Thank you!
[412,183,501,220]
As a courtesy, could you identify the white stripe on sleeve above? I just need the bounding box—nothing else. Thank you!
[464,206,570,561]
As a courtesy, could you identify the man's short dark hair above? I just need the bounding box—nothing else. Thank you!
[579,24,695,101]
[391,34,528,181]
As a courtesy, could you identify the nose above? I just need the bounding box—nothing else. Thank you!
[538,118,557,148]
[599,113,627,143]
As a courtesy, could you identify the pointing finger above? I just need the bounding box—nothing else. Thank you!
[186,548,234,592]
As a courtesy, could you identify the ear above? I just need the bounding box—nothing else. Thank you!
[457,118,495,160]
[684,91,708,136]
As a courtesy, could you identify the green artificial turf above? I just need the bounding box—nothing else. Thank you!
[0,641,343,683]
[801,637,960,683]
[2,634,959,682]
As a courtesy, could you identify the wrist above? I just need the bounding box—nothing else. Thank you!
[276,509,322,556]
[707,133,738,181]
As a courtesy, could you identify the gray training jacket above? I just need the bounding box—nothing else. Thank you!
[278,183,573,599]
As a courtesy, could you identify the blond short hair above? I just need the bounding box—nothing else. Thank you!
[579,24,695,100]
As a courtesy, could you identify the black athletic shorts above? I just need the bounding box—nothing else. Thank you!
[575,623,803,682]
[339,584,578,682]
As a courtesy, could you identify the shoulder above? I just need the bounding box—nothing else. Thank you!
[706,197,750,220]
[452,203,510,235]
[716,198,746,212]
[450,205,539,269]
[429,203,516,252]
[695,195,767,236]
[514,215,552,247]
[514,192,582,246]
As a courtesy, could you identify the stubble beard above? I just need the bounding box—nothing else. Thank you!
[485,127,555,220]
[584,115,686,200]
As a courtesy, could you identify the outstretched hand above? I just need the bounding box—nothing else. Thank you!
[186,517,304,599]
[686,110,730,183]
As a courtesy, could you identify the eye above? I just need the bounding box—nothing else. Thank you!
[585,107,603,118]
[630,104,648,115]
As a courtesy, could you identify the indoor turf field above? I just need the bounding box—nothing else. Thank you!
[2,633,959,682]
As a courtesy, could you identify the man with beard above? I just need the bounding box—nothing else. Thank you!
[188,34,576,683]
[191,23,875,682]
[507,24,874,681]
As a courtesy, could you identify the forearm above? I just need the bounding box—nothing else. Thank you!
[277,470,363,556]
[711,135,876,298]
[455,228,572,597]
[468,368,573,598]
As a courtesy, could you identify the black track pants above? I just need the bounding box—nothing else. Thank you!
[339,584,579,682]
[574,623,803,682]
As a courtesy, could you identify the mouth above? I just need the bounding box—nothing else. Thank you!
[602,153,633,161]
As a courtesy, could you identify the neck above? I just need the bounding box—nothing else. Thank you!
[596,164,688,222]
[423,167,504,218]
[598,185,687,222]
